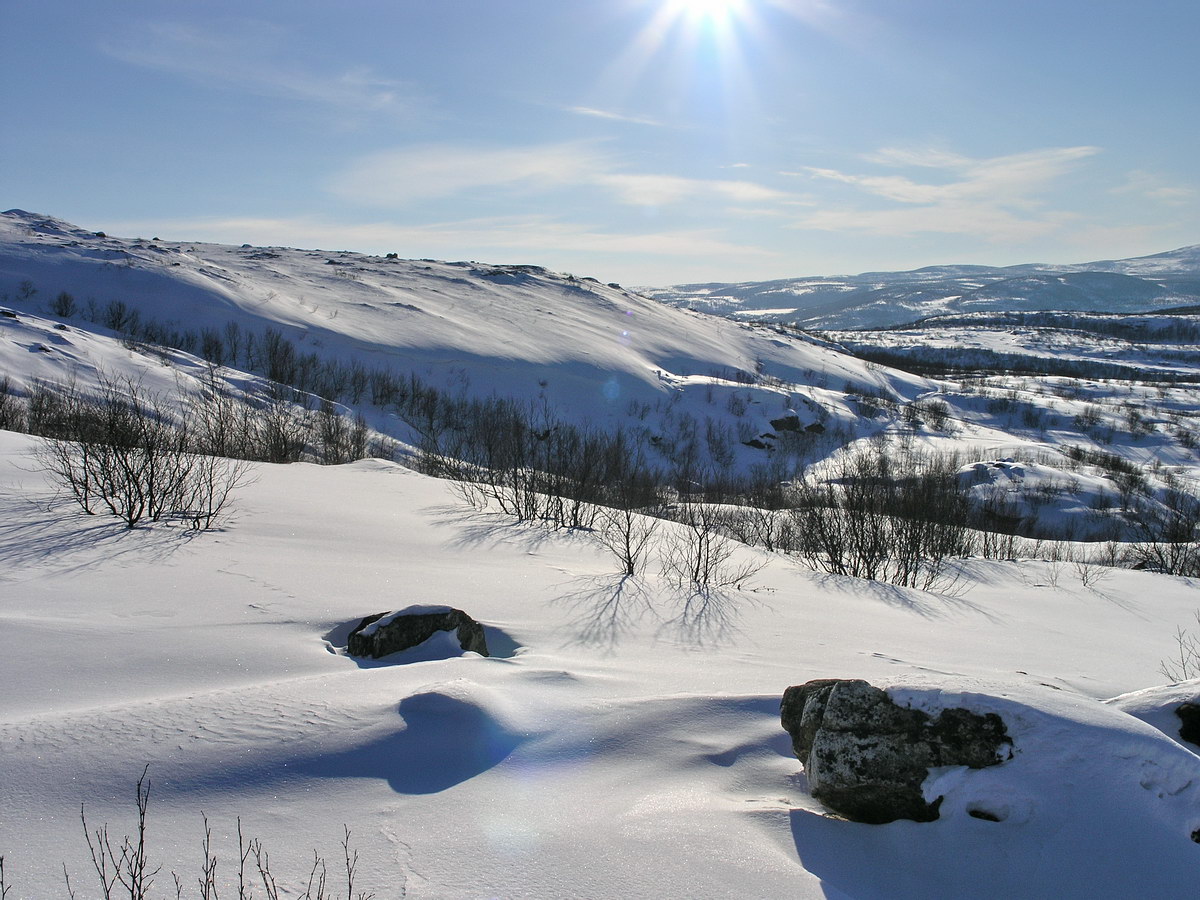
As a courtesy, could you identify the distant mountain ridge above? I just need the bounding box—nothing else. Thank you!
[643,244,1200,330]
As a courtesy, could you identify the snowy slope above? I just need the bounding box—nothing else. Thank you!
[0,209,923,412]
[3,211,1200,897]
[0,209,930,477]
[3,430,1200,897]
[3,210,1199,544]
[644,245,1200,330]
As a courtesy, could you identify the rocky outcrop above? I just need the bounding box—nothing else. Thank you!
[1176,702,1200,747]
[347,606,489,659]
[780,679,1011,824]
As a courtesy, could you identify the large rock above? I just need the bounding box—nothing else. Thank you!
[347,605,489,659]
[780,679,1011,824]
[1175,702,1200,747]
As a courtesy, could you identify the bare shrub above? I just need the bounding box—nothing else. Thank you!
[0,770,386,900]
[52,290,77,318]
[782,446,973,591]
[1130,483,1200,576]
[1161,612,1200,682]
[35,376,249,529]
[596,505,660,576]
[660,503,763,589]
[0,377,25,432]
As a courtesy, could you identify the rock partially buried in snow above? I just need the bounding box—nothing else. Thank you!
[347,605,489,659]
[1105,679,1200,751]
[780,678,1012,824]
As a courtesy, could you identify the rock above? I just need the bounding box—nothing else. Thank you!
[769,414,803,433]
[780,679,1011,824]
[347,605,489,659]
[1176,702,1200,747]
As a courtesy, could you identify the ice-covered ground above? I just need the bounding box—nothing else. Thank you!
[3,429,1200,898]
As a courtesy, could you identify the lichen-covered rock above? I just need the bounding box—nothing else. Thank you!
[781,679,1011,824]
[347,605,489,659]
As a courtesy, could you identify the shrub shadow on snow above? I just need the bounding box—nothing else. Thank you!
[425,503,597,554]
[297,691,525,794]
[551,574,657,650]
[0,502,200,574]
[551,575,751,649]
[323,621,522,666]
[811,573,992,621]
[656,586,751,647]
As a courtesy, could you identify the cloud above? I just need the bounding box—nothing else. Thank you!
[330,141,791,209]
[1111,170,1196,205]
[330,142,609,203]
[107,214,775,262]
[567,106,663,127]
[803,146,1099,206]
[102,20,416,116]
[595,173,788,206]
[785,145,1101,239]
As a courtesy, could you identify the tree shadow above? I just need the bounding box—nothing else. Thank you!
[551,573,756,650]
[656,585,751,648]
[424,502,593,555]
[0,497,202,575]
[810,572,995,622]
[550,574,658,651]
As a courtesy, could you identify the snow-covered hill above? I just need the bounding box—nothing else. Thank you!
[644,245,1200,330]
[2,210,1199,540]
[3,212,1200,897]
[0,209,928,478]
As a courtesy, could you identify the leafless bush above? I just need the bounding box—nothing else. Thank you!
[596,505,661,576]
[35,376,250,529]
[0,376,25,432]
[660,503,763,589]
[1130,483,1200,576]
[78,767,158,899]
[714,505,789,552]
[782,446,974,591]
[1070,546,1115,588]
[0,771,384,899]
[1161,611,1200,682]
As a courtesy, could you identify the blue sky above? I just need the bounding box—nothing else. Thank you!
[3,0,1197,284]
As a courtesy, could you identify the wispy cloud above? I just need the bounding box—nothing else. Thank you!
[109,214,775,262]
[102,20,417,117]
[1110,170,1196,205]
[330,141,791,209]
[567,106,663,127]
[330,142,609,203]
[785,145,1101,239]
[595,173,788,206]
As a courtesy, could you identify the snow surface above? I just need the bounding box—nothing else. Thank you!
[3,429,1200,898]
[4,212,1200,896]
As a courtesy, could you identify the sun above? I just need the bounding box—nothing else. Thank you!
[664,0,749,27]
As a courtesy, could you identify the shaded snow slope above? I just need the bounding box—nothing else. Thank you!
[3,430,1200,897]
[0,209,936,479]
[0,208,925,422]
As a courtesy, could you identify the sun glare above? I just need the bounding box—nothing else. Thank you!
[665,0,748,27]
